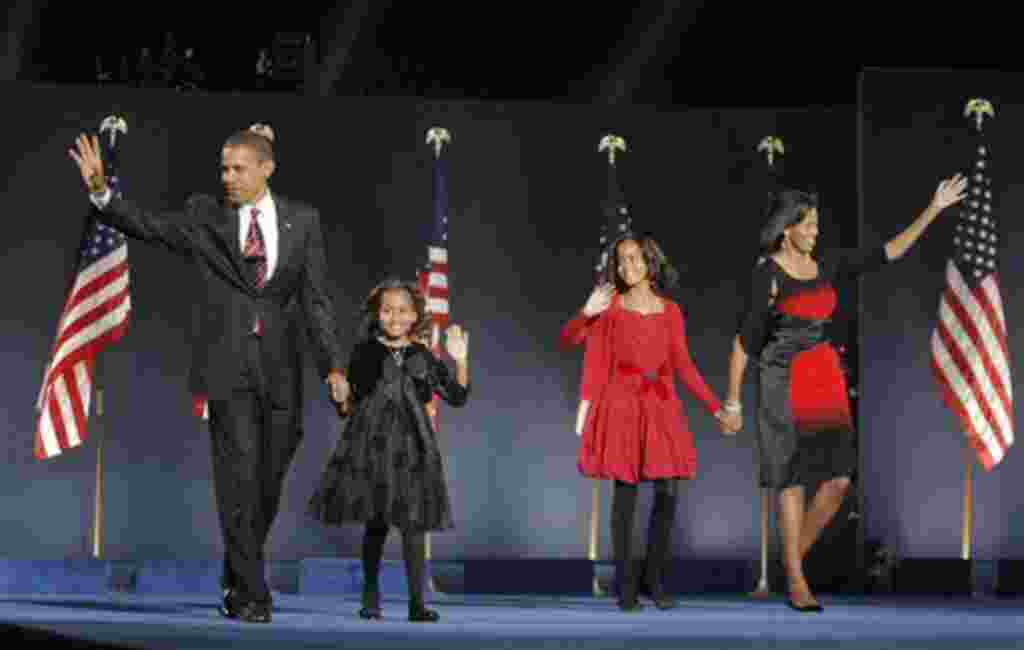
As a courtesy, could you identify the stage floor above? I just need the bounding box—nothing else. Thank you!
[2,593,1023,649]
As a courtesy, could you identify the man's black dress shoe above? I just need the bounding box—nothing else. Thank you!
[639,581,676,610]
[651,595,677,610]
[218,589,238,620]
[220,589,272,623]
[236,601,272,623]
[408,606,440,622]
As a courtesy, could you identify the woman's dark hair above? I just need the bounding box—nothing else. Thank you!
[358,277,432,342]
[605,232,679,295]
[759,189,818,256]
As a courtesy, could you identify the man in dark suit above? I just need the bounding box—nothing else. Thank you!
[69,129,350,623]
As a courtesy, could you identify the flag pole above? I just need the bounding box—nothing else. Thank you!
[91,363,105,559]
[955,97,997,565]
[961,445,974,560]
[750,489,771,597]
[88,114,128,560]
[587,134,628,597]
[588,480,603,596]
[424,127,453,592]
[89,115,126,560]
[751,135,785,598]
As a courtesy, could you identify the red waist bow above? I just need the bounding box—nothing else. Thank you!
[616,362,671,400]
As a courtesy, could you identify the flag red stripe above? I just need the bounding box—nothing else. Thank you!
[55,273,129,350]
[48,382,72,451]
[944,285,1013,419]
[66,363,90,441]
[34,320,128,457]
[935,315,1010,455]
[53,262,128,353]
[42,262,128,375]
[66,259,129,314]
[931,356,997,470]
[46,292,129,383]
[935,315,1010,454]
[974,278,1011,362]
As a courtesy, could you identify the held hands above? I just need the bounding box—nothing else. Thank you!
[930,174,968,212]
[715,412,742,436]
[326,371,351,416]
[69,134,108,195]
[445,324,469,363]
[582,283,615,318]
[715,401,742,436]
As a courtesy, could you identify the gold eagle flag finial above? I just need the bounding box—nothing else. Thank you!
[757,135,785,167]
[599,134,627,165]
[964,98,995,132]
[426,127,451,158]
[99,115,128,148]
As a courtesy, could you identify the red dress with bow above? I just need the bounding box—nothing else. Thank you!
[561,296,721,484]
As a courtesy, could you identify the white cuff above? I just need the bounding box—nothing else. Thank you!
[90,187,113,209]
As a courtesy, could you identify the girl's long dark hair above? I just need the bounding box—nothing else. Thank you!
[605,232,679,295]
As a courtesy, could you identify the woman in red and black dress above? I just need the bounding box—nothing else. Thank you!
[561,234,735,611]
[725,176,966,612]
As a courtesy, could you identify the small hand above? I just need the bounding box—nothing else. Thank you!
[715,410,742,436]
[334,398,351,417]
[68,133,108,194]
[326,371,350,410]
[445,324,469,362]
[931,173,968,212]
[582,283,615,317]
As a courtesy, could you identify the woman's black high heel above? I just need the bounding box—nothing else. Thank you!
[408,605,440,622]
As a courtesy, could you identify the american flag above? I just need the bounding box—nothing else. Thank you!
[594,137,631,283]
[35,124,131,459]
[930,114,1013,470]
[418,129,450,425]
[419,141,450,329]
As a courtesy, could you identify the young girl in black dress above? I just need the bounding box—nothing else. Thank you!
[309,278,470,622]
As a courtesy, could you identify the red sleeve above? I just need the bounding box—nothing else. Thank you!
[560,311,597,349]
[561,310,612,404]
[580,313,612,403]
[668,303,721,415]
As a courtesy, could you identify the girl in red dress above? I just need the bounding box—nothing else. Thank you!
[561,234,735,611]
[725,176,966,612]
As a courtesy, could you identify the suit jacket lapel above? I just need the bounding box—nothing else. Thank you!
[214,202,258,292]
[268,195,296,288]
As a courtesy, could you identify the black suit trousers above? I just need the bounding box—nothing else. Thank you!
[208,335,302,605]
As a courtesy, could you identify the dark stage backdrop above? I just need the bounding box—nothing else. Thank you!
[860,69,1024,560]
[0,82,855,563]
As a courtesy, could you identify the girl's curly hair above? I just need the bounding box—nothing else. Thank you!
[357,277,432,342]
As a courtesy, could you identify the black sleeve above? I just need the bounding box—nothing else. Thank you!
[831,246,890,282]
[346,341,381,403]
[98,195,204,258]
[428,354,470,408]
[299,207,345,379]
[736,261,776,357]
